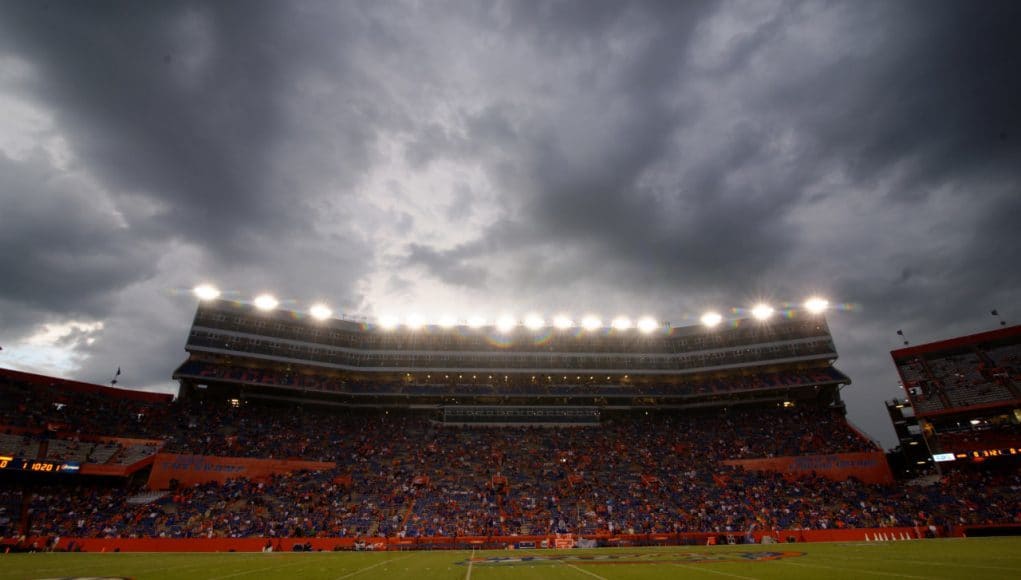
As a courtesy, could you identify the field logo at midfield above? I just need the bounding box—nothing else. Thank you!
[456,551,805,566]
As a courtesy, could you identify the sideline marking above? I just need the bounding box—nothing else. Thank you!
[772,559,941,580]
[566,563,609,580]
[824,554,1021,572]
[465,548,474,580]
[209,558,314,580]
[335,554,415,580]
[673,562,760,579]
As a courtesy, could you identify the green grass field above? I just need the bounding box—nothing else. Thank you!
[2,538,1020,580]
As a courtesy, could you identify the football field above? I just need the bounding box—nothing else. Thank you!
[1,538,1019,580]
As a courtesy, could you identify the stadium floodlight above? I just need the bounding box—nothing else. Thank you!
[751,303,774,320]
[406,313,426,330]
[700,311,723,328]
[309,303,332,321]
[253,294,278,311]
[552,314,574,329]
[437,314,458,329]
[804,297,829,314]
[611,316,632,331]
[193,284,221,301]
[581,315,602,331]
[524,313,545,330]
[467,316,486,329]
[496,315,517,333]
[637,317,658,333]
[378,314,400,329]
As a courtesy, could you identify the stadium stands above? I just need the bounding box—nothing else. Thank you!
[1,313,1019,548]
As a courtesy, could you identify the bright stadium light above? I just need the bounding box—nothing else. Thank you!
[804,297,829,314]
[378,314,400,329]
[637,317,658,333]
[253,294,278,311]
[437,314,458,328]
[751,303,774,321]
[309,303,332,321]
[467,316,486,329]
[496,315,517,333]
[611,316,632,331]
[581,315,602,331]
[193,284,220,301]
[553,314,574,329]
[406,313,426,330]
[524,313,545,330]
[701,311,723,328]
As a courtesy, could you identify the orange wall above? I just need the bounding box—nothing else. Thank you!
[36,527,925,552]
[147,453,335,488]
[723,451,894,484]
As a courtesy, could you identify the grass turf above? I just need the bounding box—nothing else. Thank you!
[1,538,1020,580]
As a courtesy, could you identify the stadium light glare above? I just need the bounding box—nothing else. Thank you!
[581,315,602,331]
[467,316,486,329]
[193,284,220,301]
[496,315,516,333]
[437,315,458,329]
[253,294,278,311]
[309,303,332,321]
[751,303,774,320]
[804,297,829,314]
[611,316,632,331]
[524,314,545,330]
[637,317,658,333]
[700,311,723,328]
[406,313,426,330]
[378,314,400,330]
[553,315,574,329]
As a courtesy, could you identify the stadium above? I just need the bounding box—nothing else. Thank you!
[2,293,1020,578]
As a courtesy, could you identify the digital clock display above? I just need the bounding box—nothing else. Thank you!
[948,448,1021,461]
[0,456,80,474]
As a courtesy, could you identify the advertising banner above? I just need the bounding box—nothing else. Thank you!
[147,453,335,488]
[722,451,893,484]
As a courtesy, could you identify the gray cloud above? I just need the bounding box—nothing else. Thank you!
[0,0,1018,446]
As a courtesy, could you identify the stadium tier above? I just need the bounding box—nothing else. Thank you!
[891,325,1021,462]
[1,307,1020,550]
[171,299,849,413]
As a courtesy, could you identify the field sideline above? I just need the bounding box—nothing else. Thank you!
[1,537,1019,580]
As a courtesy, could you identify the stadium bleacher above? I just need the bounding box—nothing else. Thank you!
[1,311,1019,548]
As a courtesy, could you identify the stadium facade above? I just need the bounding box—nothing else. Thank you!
[173,299,852,422]
[891,324,1021,469]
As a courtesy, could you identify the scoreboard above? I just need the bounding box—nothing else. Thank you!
[933,448,1021,462]
[0,456,80,474]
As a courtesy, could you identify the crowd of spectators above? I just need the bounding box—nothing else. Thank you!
[3,370,1019,541]
[9,426,1019,539]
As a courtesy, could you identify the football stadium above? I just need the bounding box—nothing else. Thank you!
[2,294,1020,578]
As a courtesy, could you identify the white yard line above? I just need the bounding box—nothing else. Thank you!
[208,558,315,580]
[825,554,1021,572]
[464,548,475,580]
[771,559,943,580]
[566,563,609,580]
[334,553,414,580]
[672,562,761,579]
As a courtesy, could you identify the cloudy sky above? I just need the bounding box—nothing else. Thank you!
[1,0,1018,447]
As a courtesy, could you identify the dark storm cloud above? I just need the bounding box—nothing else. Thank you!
[403,1,1021,306]
[0,1,384,262]
[0,2,286,257]
[0,151,158,336]
[403,243,490,289]
[1,0,1019,446]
